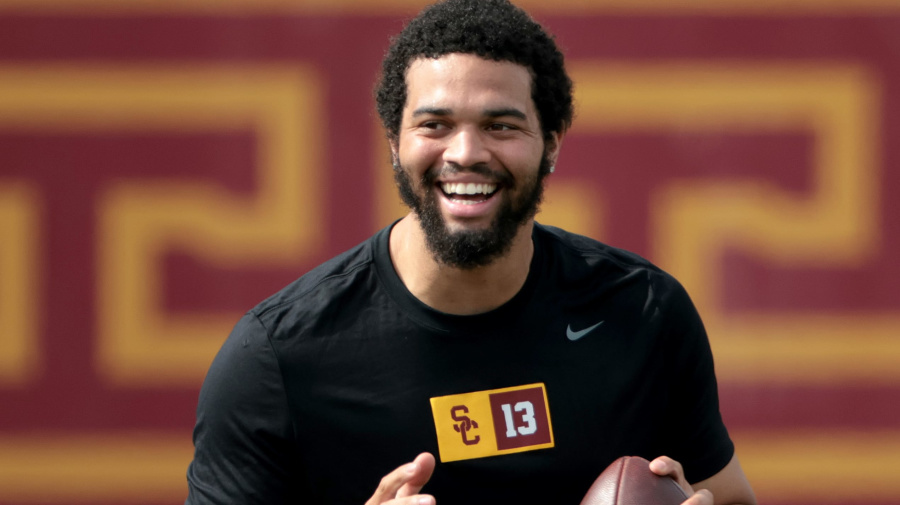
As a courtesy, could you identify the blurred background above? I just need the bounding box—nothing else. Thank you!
[1,0,898,504]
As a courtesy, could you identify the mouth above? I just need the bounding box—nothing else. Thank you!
[439,182,499,205]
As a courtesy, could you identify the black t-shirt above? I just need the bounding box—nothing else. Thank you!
[185,223,734,504]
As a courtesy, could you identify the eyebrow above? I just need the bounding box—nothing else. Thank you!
[410,106,528,120]
[484,108,527,121]
[411,107,452,118]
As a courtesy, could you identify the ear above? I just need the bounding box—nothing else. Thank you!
[545,131,564,169]
[389,138,400,169]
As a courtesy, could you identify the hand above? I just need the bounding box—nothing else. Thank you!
[365,452,436,505]
[649,456,713,505]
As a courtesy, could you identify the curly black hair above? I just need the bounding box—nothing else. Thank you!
[375,0,574,143]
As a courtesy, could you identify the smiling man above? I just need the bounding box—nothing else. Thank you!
[185,1,757,504]
[388,53,558,315]
[393,53,555,266]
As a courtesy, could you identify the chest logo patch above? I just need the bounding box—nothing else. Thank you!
[430,383,554,463]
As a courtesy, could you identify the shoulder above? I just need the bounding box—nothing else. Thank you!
[536,223,649,264]
[242,226,391,341]
[261,234,378,309]
[535,223,678,287]
[534,223,697,322]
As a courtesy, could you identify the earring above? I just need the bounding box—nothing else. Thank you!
[549,165,556,173]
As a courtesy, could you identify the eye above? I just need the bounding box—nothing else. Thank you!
[486,123,515,132]
[421,121,448,130]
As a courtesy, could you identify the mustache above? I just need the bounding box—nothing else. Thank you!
[421,163,513,186]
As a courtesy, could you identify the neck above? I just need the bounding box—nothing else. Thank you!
[389,215,534,315]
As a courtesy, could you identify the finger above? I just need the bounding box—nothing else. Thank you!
[365,459,423,505]
[681,489,713,505]
[396,453,436,498]
[401,496,435,505]
[369,496,434,505]
[649,456,693,496]
[649,456,682,478]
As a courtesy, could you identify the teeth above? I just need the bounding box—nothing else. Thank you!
[440,182,497,195]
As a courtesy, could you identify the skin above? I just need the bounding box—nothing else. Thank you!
[373,53,758,505]
[365,453,436,505]
[388,53,560,315]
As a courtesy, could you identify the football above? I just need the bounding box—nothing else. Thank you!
[580,456,689,505]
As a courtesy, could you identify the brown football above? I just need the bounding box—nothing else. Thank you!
[580,456,689,505]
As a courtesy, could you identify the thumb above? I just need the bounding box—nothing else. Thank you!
[396,453,436,498]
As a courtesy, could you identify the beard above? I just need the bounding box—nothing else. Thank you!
[394,154,551,270]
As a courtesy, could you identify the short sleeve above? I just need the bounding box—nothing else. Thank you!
[658,277,735,484]
[185,313,298,504]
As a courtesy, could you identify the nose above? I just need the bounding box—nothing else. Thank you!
[443,128,491,168]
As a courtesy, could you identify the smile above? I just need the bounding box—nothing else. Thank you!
[439,182,498,204]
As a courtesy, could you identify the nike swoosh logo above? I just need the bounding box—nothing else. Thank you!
[566,321,604,341]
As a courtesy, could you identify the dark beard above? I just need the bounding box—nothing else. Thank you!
[394,155,551,269]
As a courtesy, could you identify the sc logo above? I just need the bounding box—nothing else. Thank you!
[450,405,480,446]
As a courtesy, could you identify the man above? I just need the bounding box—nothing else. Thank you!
[186,1,757,504]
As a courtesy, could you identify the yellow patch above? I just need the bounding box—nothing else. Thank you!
[430,383,554,463]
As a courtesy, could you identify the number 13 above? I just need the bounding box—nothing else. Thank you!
[500,401,537,438]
